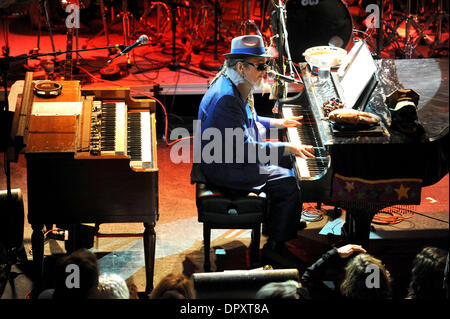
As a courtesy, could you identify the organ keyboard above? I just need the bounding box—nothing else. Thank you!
[9,74,159,294]
[88,100,153,169]
[128,111,153,169]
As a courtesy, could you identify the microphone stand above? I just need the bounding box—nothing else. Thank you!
[271,0,302,116]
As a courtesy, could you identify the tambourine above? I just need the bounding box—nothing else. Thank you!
[33,81,62,98]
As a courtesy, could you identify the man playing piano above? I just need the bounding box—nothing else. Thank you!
[191,35,315,267]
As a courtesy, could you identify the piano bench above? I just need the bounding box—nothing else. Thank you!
[195,183,267,272]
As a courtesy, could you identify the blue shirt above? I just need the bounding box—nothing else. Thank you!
[191,75,286,191]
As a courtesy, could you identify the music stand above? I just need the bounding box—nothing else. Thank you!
[332,40,378,111]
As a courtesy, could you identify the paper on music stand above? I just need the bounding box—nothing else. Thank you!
[32,102,83,116]
[337,41,377,109]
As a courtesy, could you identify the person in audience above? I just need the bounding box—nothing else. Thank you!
[444,253,449,299]
[94,273,130,299]
[149,273,195,299]
[301,243,392,299]
[255,280,309,299]
[340,251,392,299]
[406,246,448,299]
[38,248,99,299]
[126,279,140,299]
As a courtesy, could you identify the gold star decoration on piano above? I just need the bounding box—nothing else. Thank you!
[394,184,410,200]
[345,182,355,193]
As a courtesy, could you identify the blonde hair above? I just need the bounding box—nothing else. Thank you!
[95,273,130,299]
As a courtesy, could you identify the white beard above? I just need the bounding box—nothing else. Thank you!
[224,67,247,86]
[225,67,264,90]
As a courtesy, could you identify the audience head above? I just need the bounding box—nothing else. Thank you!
[407,246,447,299]
[150,273,195,299]
[255,280,308,299]
[340,253,392,299]
[53,248,99,299]
[95,273,130,299]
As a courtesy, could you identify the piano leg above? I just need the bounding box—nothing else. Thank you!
[143,222,156,295]
[31,223,44,294]
[342,209,377,250]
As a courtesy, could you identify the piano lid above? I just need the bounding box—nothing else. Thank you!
[372,59,448,141]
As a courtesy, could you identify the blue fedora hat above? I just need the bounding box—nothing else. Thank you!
[224,35,273,58]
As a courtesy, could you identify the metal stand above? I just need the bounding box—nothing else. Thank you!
[41,0,56,54]
[121,0,132,65]
[239,0,263,37]
[422,0,449,56]
[239,0,251,34]
[99,0,111,49]
[166,1,209,77]
[199,0,224,71]
[384,0,432,58]
[271,0,302,113]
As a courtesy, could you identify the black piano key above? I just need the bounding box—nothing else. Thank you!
[128,112,143,161]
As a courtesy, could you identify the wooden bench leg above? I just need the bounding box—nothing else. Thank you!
[143,222,156,295]
[250,224,261,268]
[203,224,211,272]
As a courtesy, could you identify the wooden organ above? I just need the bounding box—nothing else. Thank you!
[9,72,158,294]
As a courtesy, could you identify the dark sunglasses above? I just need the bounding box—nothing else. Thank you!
[245,61,270,71]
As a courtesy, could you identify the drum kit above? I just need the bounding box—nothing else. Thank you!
[131,0,447,69]
[14,0,447,78]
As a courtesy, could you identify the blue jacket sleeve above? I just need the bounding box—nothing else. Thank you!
[257,116,274,129]
[211,95,286,163]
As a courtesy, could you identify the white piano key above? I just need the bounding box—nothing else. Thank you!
[140,112,152,166]
[284,107,311,178]
[130,112,153,169]
[114,102,127,155]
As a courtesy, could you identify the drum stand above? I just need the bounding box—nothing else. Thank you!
[199,0,224,71]
[384,0,432,58]
[35,0,56,56]
[99,0,111,49]
[121,0,132,65]
[422,0,449,57]
[238,0,263,37]
[166,1,209,77]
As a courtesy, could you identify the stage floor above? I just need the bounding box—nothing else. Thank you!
[0,2,449,300]
[1,147,448,299]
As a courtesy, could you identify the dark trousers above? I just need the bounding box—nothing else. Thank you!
[263,164,301,243]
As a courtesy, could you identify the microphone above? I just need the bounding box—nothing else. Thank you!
[108,35,148,63]
[267,70,302,84]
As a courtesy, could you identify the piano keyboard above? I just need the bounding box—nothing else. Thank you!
[100,102,127,155]
[283,105,330,180]
[128,111,153,169]
[89,101,153,169]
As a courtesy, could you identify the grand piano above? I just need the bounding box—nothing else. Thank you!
[9,73,158,294]
[281,58,449,248]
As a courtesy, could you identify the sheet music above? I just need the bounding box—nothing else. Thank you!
[338,41,377,109]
